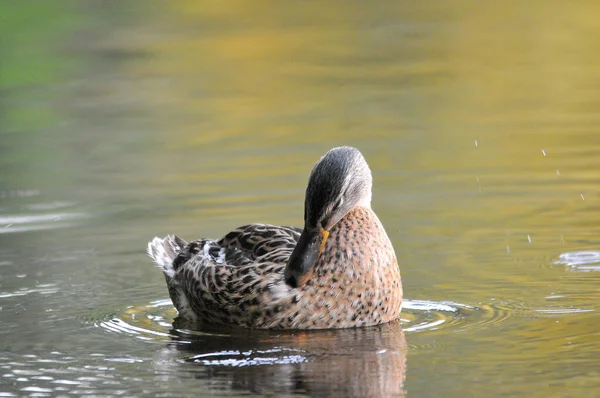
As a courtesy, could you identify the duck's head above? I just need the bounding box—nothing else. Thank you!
[284,146,373,288]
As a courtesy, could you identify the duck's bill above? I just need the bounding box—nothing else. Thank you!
[284,227,329,288]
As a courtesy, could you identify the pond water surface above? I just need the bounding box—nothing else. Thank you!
[2,1,600,397]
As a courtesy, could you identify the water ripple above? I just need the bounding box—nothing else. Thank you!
[0,211,87,234]
[0,284,59,299]
[554,250,600,271]
[189,348,308,367]
[93,298,508,340]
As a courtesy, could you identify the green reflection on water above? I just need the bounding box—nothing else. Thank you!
[1,2,81,129]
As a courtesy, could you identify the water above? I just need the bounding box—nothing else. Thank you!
[2,1,600,396]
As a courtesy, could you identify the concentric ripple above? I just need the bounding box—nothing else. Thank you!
[94,298,522,341]
[93,299,176,342]
[401,299,519,334]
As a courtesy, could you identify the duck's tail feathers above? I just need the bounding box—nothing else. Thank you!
[147,235,187,278]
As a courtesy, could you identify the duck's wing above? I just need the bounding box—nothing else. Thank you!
[218,224,302,264]
[167,224,302,325]
[171,224,301,271]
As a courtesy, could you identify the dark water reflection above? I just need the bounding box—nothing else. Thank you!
[169,320,406,397]
[3,1,600,397]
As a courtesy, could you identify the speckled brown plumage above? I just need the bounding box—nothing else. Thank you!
[147,146,403,329]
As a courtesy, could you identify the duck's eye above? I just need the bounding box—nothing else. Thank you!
[321,198,344,230]
[330,200,340,214]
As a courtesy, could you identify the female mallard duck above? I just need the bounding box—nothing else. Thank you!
[147,146,402,329]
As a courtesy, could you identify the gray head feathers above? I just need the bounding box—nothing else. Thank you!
[304,146,373,230]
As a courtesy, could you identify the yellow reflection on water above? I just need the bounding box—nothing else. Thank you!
[118,2,600,396]
[143,1,600,149]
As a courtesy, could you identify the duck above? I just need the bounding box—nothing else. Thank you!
[147,146,402,329]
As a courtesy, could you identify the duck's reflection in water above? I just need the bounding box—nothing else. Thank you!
[165,319,407,397]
